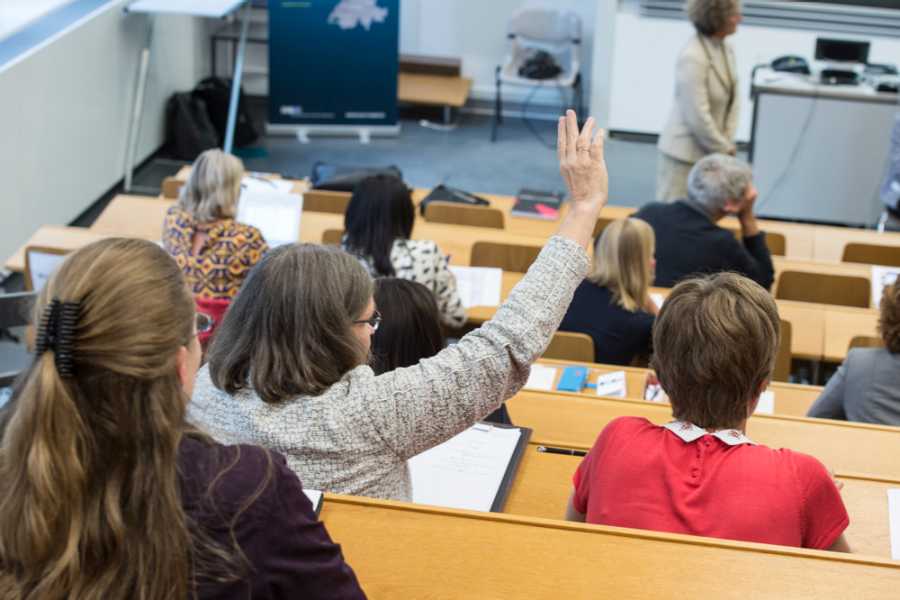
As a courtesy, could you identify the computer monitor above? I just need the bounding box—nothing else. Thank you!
[815,38,870,64]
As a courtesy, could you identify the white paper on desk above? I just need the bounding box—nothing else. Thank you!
[650,293,665,310]
[595,371,627,398]
[888,489,900,560]
[237,189,302,247]
[448,266,502,308]
[408,423,522,512]
[524,364,557,391]
[871,266,900,309]
[754,390,775,415]
[242,176,295,195]
[303,489,323,513]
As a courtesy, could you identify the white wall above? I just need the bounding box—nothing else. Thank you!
[400,0,598,108]
[0,1,208,262]
[609,1,900,140]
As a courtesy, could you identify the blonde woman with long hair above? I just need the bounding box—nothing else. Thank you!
[0,238,364,599]
[559,218,657,365]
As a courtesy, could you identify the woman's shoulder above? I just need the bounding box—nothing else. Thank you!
[396,238,441,256]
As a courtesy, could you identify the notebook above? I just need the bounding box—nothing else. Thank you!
[512,189,564,220]
[304,489,324,516]
[237,188,303,247]
[408,423,531,512]
[448,266,503,308]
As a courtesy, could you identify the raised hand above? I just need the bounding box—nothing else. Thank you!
[557,110,609,212]
[556,110,610,249]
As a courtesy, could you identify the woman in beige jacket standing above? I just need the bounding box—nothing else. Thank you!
[657,0,742,202]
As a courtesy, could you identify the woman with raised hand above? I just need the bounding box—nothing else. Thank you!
[341,174,467,329]
[189,110,609,500]
[560,217,657,366]
[0,238,364,600]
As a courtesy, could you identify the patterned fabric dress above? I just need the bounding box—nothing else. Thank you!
[162,205,269,300]
[343,238,466,328]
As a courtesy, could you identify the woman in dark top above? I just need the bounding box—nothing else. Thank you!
[560,218,657,365]
[371,278,511,424]
[0,238,364,600]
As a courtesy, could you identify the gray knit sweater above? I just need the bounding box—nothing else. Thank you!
[188,236,589,501]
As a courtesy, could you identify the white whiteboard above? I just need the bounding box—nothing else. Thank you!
[126,0,246,18]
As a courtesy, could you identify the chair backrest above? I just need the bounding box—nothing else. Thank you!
[508,8,581,44]
[322,229,344,245]
[195,297,231,348]
[772,320,792,382]
[424,202,505,229]
[161,176,185,199]
[842,242,900,267]
[470,241,542,273]
[543,332,594,362]
[24,246,70,292]
[726,228,785,256]
[303,190,352,215]
[592,217,613,240]
[0,291,37,331]
[848,335,884,351]
[775,271,871,308]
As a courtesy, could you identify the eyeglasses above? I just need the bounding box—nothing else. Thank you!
[353,310,382,332]
[196,313,215,335]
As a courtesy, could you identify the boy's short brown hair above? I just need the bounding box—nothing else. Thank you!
[651,272,780,429]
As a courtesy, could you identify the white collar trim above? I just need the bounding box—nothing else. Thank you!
[663,421,756,446]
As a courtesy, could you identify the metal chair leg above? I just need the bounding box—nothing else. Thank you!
[492,66,502,142]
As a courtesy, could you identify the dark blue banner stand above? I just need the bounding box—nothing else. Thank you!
[268,0,400,142]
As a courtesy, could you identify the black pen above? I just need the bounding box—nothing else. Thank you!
[537,446,587,457]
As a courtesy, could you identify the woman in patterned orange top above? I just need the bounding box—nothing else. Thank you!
[162,150,269,300]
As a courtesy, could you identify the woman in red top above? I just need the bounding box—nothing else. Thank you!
[566,272,850,552]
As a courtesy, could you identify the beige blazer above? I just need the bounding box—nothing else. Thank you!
[658,35,739,164]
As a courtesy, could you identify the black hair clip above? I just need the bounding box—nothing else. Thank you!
[34,298,81,378]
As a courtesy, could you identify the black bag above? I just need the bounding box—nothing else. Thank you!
[419,185,490,216]
[165,93,219,161]
[311,162,403,191]
[518,50,562,80]
[193,77,259,147]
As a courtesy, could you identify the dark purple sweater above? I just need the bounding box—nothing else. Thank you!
[179,435,366,599]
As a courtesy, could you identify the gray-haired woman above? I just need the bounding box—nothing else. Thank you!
[188,111,610,500]
[657,0,742,202]
[162,149,268,300]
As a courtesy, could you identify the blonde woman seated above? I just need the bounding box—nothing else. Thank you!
[559,218,658,365]
[189,111,609,500]
[162,149,269,300]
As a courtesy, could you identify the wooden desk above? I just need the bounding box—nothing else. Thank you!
[89,194,173,241]
[504,440,895,559]
[533,358,822,418]
[398,72,472,108]
[320,495,900,598]
[508,391,900,479]
[4,226,108,272]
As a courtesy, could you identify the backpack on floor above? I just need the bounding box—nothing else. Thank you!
[165,92,219,161]
[193,77,259,147]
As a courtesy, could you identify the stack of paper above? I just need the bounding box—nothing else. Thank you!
[408,424,522,512]
[754,390,775,415]
[871,266,900,309]
[595,371,627,398]
[448,266,503,308]
[237,189,303,247]
[525,364,557,391]
[242,175,295,195]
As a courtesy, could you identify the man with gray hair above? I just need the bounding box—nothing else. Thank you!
[633,153,774,289]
